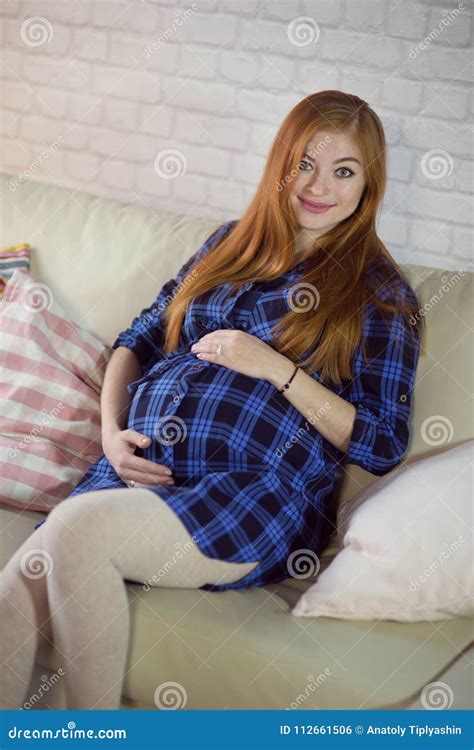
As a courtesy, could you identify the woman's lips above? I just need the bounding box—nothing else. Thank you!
[298,197,335,214]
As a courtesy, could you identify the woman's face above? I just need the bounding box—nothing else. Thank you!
[289,130,366,238]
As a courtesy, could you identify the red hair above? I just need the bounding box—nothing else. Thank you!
[163,90,425,386]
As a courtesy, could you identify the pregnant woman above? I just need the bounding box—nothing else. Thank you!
[0,91,424,710]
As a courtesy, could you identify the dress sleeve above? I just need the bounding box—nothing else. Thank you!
[340,296,421,476]
[111,220,236,372]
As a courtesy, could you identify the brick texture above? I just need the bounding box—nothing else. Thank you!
[1,0,472,270]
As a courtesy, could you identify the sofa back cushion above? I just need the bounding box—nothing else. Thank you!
[335,264,473,503]
[1,171,472,505]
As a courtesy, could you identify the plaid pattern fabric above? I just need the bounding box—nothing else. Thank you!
[34,220,421,591]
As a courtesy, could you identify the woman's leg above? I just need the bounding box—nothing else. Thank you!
[40,487,259,710]
[0,523,55,709]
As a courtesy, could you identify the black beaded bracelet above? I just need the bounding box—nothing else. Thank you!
[277,364,299,393]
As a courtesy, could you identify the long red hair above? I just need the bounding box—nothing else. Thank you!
[162,90,425,386]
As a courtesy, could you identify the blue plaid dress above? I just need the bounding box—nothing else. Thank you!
[34,220,421,591]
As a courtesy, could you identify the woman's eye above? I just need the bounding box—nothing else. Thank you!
[298,161,355,177]
[336,167,354,178]
[297,159,312,171]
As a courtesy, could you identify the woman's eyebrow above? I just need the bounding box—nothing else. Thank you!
[303,152,361,166]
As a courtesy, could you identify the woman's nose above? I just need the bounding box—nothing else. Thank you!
[305,170,330,194]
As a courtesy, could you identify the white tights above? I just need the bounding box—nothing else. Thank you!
[0,488,259,710]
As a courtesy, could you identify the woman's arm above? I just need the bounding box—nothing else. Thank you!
[99,347,176,485]
[267,303,421,476]
[267,357,357,453]
[100,346,142,442]
[110,221,236,373]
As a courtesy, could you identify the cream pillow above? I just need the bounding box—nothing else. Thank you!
[291,441,473,622]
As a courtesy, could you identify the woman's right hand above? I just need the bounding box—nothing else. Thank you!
[102,428,175,488]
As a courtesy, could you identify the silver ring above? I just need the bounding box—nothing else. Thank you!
[216,343,223,355]
[128,479,135,488]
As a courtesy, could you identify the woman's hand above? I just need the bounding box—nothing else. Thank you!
[190,329,286,381]
[102,428,175,489]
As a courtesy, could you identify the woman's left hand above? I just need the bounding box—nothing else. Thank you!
[190,329,283,381]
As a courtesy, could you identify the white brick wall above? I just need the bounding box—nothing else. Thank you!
[0,0,472,270]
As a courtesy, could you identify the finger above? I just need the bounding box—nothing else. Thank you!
[129,456,173,477]
[123,429,151,448]
[131,480,176,489]
[121,469,175,486]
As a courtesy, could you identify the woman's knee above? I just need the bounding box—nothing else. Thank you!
[45,492,107,533]
[1,535,53,645]
[41,494,107,569]
[5,524,52,584]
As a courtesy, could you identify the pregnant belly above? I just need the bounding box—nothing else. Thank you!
[127,363,276,479]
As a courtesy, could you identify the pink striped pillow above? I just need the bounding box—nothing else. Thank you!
[0,269,112,512]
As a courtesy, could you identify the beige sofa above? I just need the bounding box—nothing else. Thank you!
[1,171,472,710]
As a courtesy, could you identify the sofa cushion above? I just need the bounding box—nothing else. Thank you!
[2,505,472,710]
[1,171,472,506]
[1,170,472,710]
[0,172,225,352]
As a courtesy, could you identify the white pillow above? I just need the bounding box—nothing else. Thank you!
[291,441,473,622]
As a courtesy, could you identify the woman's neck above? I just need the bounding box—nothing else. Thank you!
[294,228,325,261]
